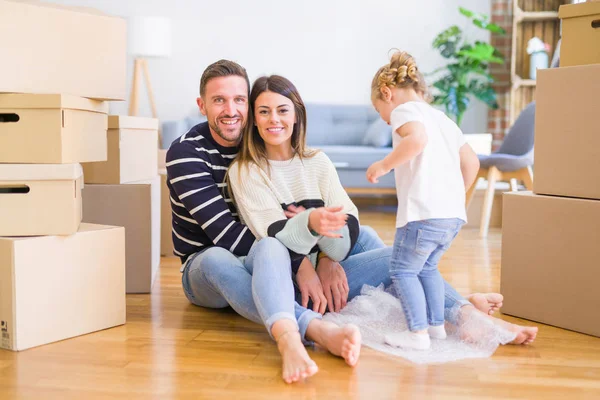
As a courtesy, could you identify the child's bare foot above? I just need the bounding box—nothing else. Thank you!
[307,321,361,366]
[276,331,319,384]
[468,293,504,315]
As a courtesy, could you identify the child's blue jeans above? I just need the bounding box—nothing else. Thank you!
[390,218,464,331]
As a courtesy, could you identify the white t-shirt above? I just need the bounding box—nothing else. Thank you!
[390,101,467,228]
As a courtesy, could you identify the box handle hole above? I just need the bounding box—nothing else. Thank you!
[0,113,20,123]
[0,185,30,194]
[592,20,600,29]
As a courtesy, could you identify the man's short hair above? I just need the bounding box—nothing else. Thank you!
[199,59,250,97]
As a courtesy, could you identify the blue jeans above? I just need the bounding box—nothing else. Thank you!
[182,225,469,344]
[295,226,469,314]
[182,237,322,345]
[390,219,464,331]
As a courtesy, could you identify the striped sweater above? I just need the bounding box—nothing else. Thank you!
[165,122,256,267]
[228,152,360,273]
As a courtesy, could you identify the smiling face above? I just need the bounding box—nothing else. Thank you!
[253,90,296,158]
[197,75,248,147]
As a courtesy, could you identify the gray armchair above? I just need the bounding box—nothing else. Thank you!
[466,102,536,237]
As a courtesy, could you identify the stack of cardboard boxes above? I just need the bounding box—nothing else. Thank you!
[0,0,129,351]
[82,116,161,294]
[501,1,600,338]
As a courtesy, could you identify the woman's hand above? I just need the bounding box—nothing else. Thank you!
[284,204,306,219]
[296,257,327,314]
[316,256,349,312]
[366,160,391,184]
[308,206,347,238]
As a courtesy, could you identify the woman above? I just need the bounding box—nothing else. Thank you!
[228,75,538,376]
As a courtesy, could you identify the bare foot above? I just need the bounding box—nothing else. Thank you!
[459,306,537,345]
[276,331,319,384]
[308,321,362,366]
[468,293,504,315]
[500,320,538,345]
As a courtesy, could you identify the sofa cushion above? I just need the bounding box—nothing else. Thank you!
[362,118,392,147]
[306,104,378,146]
[315,145,392,169]
[305,104,334,146]
[161,113,206,149]
[185,115,207,129]
[335,168,396,189]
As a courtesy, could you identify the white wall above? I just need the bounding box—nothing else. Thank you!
[43,0,491,133]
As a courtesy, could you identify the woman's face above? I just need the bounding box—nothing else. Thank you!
[254,91,296,152]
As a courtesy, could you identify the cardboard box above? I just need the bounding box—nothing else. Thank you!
[0,94,108,164]
[82,116,159,184]
[501,191,600,337]
[559,2,600,67]
[0,223,126,351]
[157,151,175,256]
[0,0,126,100]
[82,176,161,293]
[158,149,168,170]
[0,164,83,236]
[533,65,600,200]
[160,170,175,257]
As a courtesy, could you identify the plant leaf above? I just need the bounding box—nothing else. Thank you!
[473,18,507,34]
[469,65,495,81]
[431,95,447,106]
[460,6,506,34]
[492,47,505,61]
[446,85,470,125]
[432,26,461,48]
[458,42,505,64]
[432,26,462,58]
[460,7,489,22]
[430,6,504,126]
[459,7,475,18]
[468,81,499,109]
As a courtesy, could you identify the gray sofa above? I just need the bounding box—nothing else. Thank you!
[161,103,395,190]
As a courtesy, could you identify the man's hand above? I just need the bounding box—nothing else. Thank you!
[316,256,349,313]
[308,206,347,238]
[296,257,327,314]
[366,160,391,184]
[284,204,306,219]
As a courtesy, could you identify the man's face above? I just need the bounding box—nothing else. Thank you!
[197,76,248,147]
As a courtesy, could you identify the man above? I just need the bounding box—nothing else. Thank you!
[166,60,369,383]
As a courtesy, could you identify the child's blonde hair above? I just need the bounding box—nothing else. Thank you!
[371,50,430,102]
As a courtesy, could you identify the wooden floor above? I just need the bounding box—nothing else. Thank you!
[1,206,600,399]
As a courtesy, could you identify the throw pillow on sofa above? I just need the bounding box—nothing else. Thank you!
[362,118,392,147]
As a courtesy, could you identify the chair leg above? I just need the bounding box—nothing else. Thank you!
[480,167,501,238]
[522,166,534,191]
[466,170,486,209]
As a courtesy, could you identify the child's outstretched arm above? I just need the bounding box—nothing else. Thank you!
[459,143,480,191]
[366,121,428,183]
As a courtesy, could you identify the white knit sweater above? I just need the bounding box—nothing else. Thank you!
[228,151,360,272]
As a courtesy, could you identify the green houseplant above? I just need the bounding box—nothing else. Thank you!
[429,7,506,126]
